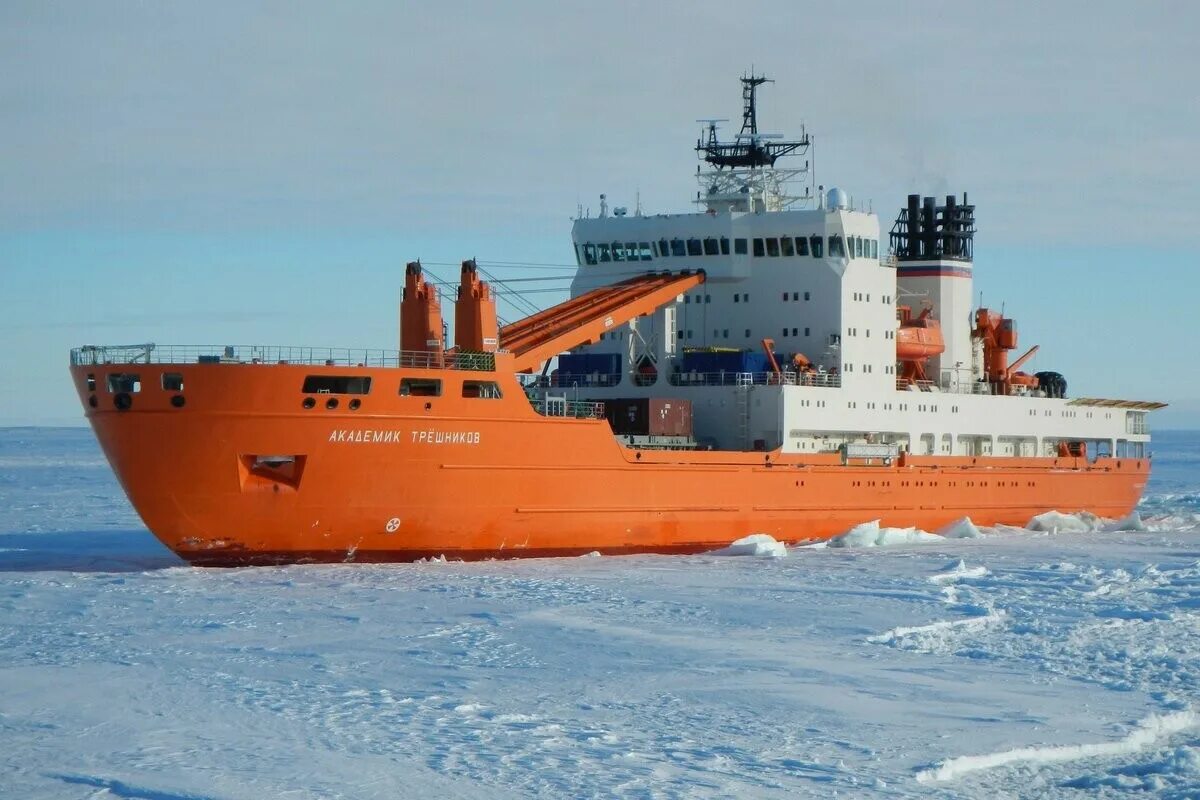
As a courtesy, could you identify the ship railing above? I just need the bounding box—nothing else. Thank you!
[669,370,841,389]
[528,396,606,419]
[70,344,497,371]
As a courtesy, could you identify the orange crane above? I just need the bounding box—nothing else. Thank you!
[498,271,705,373]
[974,308,1039,395]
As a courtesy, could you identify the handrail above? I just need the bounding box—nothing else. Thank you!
[669,370,842,388]
[70,344,496,371]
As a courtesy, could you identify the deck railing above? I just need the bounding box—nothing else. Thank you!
[528,397,606,419]
[70,344,496,372]
[669,370,841,389]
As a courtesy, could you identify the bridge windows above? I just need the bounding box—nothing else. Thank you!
[161,372,184,392]
[597,243,611,262]
[810,236,824,257]
[753,238,765,257]
[829,235,845,258]
[582,243,598,265]
[658,238,669,256]
[670,239,686,257]
[720,237,731,254]
[687,238,703,256]
[703,237,720,255]
[734,238,748,254]
[637,242,652,261]
[766,237,780,257]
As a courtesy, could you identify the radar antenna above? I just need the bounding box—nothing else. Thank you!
[693,73,814,212]
[695,74,808,170]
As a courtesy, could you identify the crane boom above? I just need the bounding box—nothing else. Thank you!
[500,271,705,373]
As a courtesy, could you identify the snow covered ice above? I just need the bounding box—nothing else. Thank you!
[3,429,1200,798]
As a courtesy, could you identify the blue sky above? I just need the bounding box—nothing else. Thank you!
[2,1,1198,427]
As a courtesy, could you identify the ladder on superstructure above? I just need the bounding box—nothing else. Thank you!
[736,372,753,449]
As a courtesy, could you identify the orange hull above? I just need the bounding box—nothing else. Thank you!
[71,357,1149,566]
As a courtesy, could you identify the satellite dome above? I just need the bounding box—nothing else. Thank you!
[827,187,849,210]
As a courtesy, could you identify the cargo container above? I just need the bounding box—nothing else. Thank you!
[603,397,693,437]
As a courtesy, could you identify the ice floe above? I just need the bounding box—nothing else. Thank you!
[709,533,787,558]
[827,520,942,548]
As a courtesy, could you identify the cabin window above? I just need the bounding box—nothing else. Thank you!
[161,372,185,391]
[687,238,703,256]
[804,327,810,336]
[705,294,711,303]
[804,291,810,301]
[638,242,653,261]
[658,239,670,257]
[766,237,780,257]
[810,236,823,257]
[871,239,878,258]
[855,237,864,258]
[795,236,809,256]
[781,328,788,337]
[670,239,686,257]
[733,294,739,303]
[720,237,731,255]
[598,243,611,262]
[703,237,719,256]
[781,292,788,301]
[781,236,795,257]
[734,238,748,255]
[85,374,96,391]
[582,243,598,265]
[684,295,690,304]
[792,292,799,300]
[829,235,845,257]
[106,373,141,393]
[753,238,765,257]
[792,328,798,336]
[462,380,502,399]
[722,329,729,338]
[302,375,372,395]
[400,378,441,397]
[744,328,751,337]
[677,330,684,340]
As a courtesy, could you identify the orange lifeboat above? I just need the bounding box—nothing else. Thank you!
[895,305,945,385]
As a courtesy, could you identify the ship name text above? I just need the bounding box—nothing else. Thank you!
[327,428,482,446]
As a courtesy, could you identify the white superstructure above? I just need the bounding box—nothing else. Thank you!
[546,75,1161,459]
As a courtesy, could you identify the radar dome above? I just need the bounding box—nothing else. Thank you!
[826,187,849,210]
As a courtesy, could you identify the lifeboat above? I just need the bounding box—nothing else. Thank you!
[895,305,945,385]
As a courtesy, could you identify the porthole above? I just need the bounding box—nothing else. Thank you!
[302,397,316,409]
[88,395,98,408]
[348,398,361,411]
[170,395,186,408]
[326,398,339,410]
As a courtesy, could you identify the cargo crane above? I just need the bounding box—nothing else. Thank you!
[974,308,1039,396]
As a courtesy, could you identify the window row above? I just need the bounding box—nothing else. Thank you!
[577,234,880,265]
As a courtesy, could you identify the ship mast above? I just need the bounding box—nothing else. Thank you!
[695,73,813,213]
